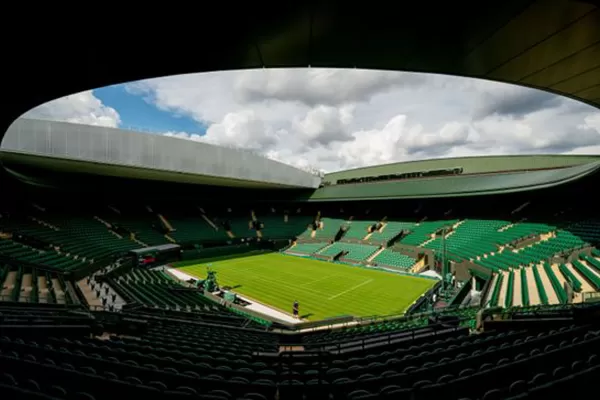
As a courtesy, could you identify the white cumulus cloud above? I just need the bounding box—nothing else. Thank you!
[22,90,120,128]
[12,69,600,172]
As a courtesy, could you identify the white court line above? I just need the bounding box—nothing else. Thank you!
[328,279,374,300]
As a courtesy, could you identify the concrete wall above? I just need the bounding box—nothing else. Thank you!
[391,244,434,268]
[2,118,321,188]
[453,260,492,282]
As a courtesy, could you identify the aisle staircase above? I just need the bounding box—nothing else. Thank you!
[367,247,385,262]
[164,234,177,243]
[29,216,59,231]
[108,206,121,215]
[525,267,541,305]
[93,216,112,228]
[316,243,334,255]
[512,269,522,307]
[201,213,219,231]
[77,279,102,308]
[536,264,559,304]
[130,234,148,247]
[158,214,174,232]
[410,259,426,274]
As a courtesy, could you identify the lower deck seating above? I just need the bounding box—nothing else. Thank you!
[2,309,598,400]
[287,242,329,254]
[476,230,588,272]
[0,239,85,271]
[299,218,347,240]
[319,242,379,262]
[343,220,378,240]
[22,215,141,261]
[169,217,229,243]
[258,215,313,239]
[371,249,416,269]
[1,265,77,305]
[106,267,227,314]
[108,217,168,246]
[368,221,416,243]
[400,220,459,246]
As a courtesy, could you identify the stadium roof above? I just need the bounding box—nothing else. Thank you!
[324,154,600,183]
[0,119,320,189]
[2,0,599,144]
[310,160,600,201]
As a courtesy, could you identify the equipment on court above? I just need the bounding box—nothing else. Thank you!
[203,267,219,292]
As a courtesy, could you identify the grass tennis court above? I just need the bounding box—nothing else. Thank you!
[174,252,436,321]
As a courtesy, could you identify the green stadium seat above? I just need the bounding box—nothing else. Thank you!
[288,242,329,255]
[319,242,379,262]
[372,249,416,270]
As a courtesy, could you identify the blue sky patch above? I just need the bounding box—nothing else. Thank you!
[94,85,207,135]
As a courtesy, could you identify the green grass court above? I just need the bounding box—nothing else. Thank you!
[174,252,436,321]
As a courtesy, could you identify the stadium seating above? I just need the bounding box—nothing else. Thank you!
[4,300,598,400]
[371,249,416,270]
[572,260,600,290]
[319,242,379,262]
[288,242,329,255]
[91,208,166,247]
[227,215,255,239]
[564,219,600,244]
[2,202,600,393]
[476,230,588,271]
[0,238,85,271]
[401,220,458,246]
[425,219,508,260]
[484,260,597,308]
[2,202,600,399]
[170,216,228,243]
[300,218,347,240]
[343,220,378,240]
[368,221,416,243]
[10,214,141,262]
[257,214,313,239]
[1,265,79,304]
[105,267,224,312]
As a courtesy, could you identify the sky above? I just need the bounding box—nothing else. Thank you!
[19,69,600,173]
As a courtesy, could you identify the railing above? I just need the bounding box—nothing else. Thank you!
[583,292,600,303]
[0,254,59,273]
[0,297,84,311]
[272,323,467,356]
[482,302,600,321]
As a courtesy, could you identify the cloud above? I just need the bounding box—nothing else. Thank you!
[472,87,563,120]
[13,69,600,172]
[235,68,428,106]
[292,105,355,146]
[22,90,120,128]
[203,110,279,150]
